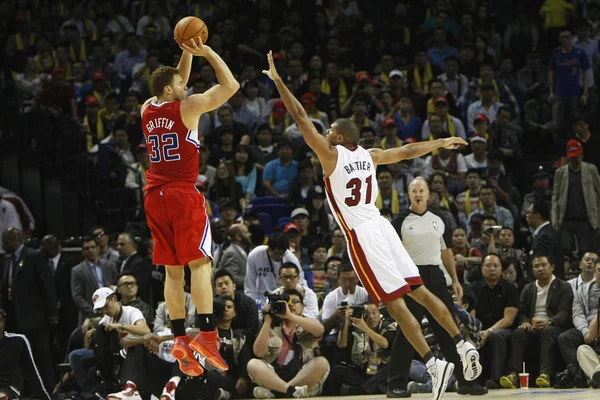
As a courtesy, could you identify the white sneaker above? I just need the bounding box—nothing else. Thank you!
[215,388,231,400]
[428,359,454,400]
[292,385,309,398]
[160,381,177,400]
[107,382,142,400]
[457,341,482,381]
[253,387,275,399]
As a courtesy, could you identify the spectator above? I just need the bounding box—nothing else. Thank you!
[375,167,401,215]
[247,289,329,398]
[250,124,277,171]
[393,96,423,141]
[321,62,348,113]
[568,252,599,293]
[125,144,150,191]
[136,0,170,38]
[115,33,147,83]
[467,84,504,133]
[472,254,519,389]
[518,52,548,98]
[0,227,57,390]
[552,140,600,262]
[456,169,483,225]
[421,96,466,141]
[438,56,470,102]
[208,127,236,166]
[330,302,396,395]
[210,160,245,212]
[303,243,328,293]
[211,218,229,267]
[576,314,600,387]
[244,233,303,305]
[521,167,552,220]
[427,190,457,233]
[427,28,459,70]
[549,28,590,155]
[242,79,268,123]
[215,104,251,144]
[497,227,522,261]
[305,185,335,238]
[289,160,318,208]
[262,139,298,198]
[71,236,118,323]
[555,259,600,388]
[131,51,162,99]
[409,50,441,97]
[91,227,119,262]
[573,19,599,117]
[116,273,153,324]
[217,223,251,287]
[572,118,600,167]
[198,145,216,188]
[502,256,527,295]
[450,227,483,282]
[504,5,539,62]
[467,184,514,230]
[424,133,467,193]
[116,232,151,302]
[526,199,563,280]
[380,118,402,149]
[347,97,375,128]
[153,293,196,333]
[486,150,521,216]
[272,263,319,319]
[499,253,574,389]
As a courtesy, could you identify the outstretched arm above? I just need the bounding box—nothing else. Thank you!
[368,137,467,165]
[263,51,336,162]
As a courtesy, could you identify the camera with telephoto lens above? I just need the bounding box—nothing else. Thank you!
[351,305,367,319]
[265,292,290,315]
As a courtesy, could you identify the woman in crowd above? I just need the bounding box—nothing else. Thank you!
[233,144,257,204]
[303,243,329,294]
[501,256,526,294]
[451,226,482,282]
[209,160,245,212]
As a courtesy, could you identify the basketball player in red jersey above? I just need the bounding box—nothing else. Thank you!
[140,37,239,376]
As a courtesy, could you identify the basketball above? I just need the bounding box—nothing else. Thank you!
[174,16,208,47]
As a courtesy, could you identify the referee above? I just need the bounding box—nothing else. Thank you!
[387,177,488,396]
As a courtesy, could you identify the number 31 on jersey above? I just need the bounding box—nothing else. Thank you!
[345,175,373,206]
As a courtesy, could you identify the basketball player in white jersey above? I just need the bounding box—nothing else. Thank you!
[263,52,481,399]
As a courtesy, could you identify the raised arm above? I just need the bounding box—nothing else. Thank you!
[263,51,336,163]
[181,37,240,118]
[368,137,467,165]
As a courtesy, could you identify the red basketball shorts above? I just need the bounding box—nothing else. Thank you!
[144,184,212,266]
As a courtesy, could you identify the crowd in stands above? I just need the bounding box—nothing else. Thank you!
[2,0,600,399]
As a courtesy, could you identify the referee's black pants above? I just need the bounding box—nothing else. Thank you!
[387,265,469,389]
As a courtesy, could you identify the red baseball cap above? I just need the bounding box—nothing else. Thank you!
[272,100,286,119]
[474,113,489,123]
[382,117,397,127]
[84,95,100,106]
[283,222,300,233]
[92,71,105,81]
[566,139,583,158]
[52,66,65,77]
[356,73,371,83]
[301,93,316,110]
[434,96,448,105]
[404,137,417,144]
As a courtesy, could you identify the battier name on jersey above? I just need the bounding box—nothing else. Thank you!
[343,160,372,175]
[145,118,175,133]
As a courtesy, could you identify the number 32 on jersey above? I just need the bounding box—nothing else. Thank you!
[147,133,180,162]
[345,175,373,206]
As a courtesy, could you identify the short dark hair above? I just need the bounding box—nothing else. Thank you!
[532,253,555,266]
[82,235,96,244]
[151,66,180,96]
[482,215,498,224]
[337,263,355,278]
[444,55,460,64]
[308,242,327,258]
[531,199,551,221]
[483,252,502,265]
[280,262,300,276]
[360,126,376,136]
[325,256,342,269]
[498,106,512,116]
[214,268,235,284]
[283,288,304,304]
[466,168,481,177]
[117,273,137,283]
[268,233,289,251]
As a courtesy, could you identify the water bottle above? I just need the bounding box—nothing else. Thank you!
[255,296,263,323]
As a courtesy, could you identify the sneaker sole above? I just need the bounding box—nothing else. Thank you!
[536,377,551,388]
[433,362,455,400]
[189,340,229,371]
[499,376,517,389]
[463,348,482,381]
[172,343,204,376]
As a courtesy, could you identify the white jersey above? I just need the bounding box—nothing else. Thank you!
[324,145,380,231]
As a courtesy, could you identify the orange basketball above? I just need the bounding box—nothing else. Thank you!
[174,16,208,47]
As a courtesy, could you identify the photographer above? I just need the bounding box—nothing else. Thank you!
[272,262,319,319]
[467,216,501,282]
[247,289,329,398]
[329,302,396,395]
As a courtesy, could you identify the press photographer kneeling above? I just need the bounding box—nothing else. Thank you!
[328,302,396,395]
[247,290,330,398]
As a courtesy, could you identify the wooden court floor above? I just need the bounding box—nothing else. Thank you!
[303,388,599,399]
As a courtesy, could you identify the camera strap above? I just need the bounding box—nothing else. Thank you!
[266,252,278,282]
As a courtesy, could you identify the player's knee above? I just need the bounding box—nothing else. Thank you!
[188,256,212,270]
[165,266,185,281]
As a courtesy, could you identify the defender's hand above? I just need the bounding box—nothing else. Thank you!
[262,50,282,81]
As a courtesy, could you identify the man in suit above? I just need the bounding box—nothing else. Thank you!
[526,199,564,279]
[552,139,600,260]
[499,253,574,389]
[41,234,78,362]
[0,227,58,390]
[217,224,251,288]
[71,236,118,324]
[115,232,150,302]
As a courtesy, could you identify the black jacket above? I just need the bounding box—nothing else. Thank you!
[518,278,573,329]
[54,254,78,328]
[529,223,564,279]
[0,246,57,333]
[121,253,152,303]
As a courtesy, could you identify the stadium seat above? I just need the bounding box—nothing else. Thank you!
[251,196,287,207]
[256,212,273,235]
[252,204,290,227]
[276,216,292,230]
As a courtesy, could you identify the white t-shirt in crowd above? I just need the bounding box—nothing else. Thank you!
[99,305,145,326]
[321,285,370,333]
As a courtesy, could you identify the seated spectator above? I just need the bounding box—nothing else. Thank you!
[125,144,150,191]
[198,145,216,189]
[291,207,320,254]
[272,263,319,319]
[568,252,599,294]
[214,269,260,347]
[284,222,306,265]
[153,293,196,333]
[262,139,298,198]
[131,51,162,99]
[301,92,330,129]
[0,308,51,400]
[327,228,347,259]
[427,29,459,70]
[438,56,470,102]
[247,289,329,398]
[217,223,251,287]
[303,243,328,294]
[244,233,303,306]
[456,169,483,226]
[467,185,514,230]
[214,104,250,145]
[136,0,170,38]
[421,96,466,140]
[502,257,527,295]
[116,273,154,324]
[555,259,600,388]
[487,150,521,216]
[472,254,519,389]
[233,144,257,203]
[375,167,402,215]
[324,256,342,293]
[250,124,277,171]
[329,302,396,395]
[348,97,375,128]
[489,106,523,169]
[521,167,552,220]
[409,50,442,98]
[380,118,403,149]
[393,95,423,141]
[305,185,335,237]
[265,100,292,136]
[466,84,504,133]
[424,134,467,194]
[464,134,489,172]
[220,202,239,229]
[576,314,600,387]
[208,127,236,166]
[499,254,574,389]
[209,161,245,212]
[497,227,522,261]
[357,126,381,149]
[526,199,563,280]
[242,79,268,123]
[427,190,457,233]
[196,180,220,218]
[450,227,483,282]
[518,52,548,98]
[289,159,318,209]
[468,216,500,281]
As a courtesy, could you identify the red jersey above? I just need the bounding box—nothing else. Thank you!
[141,101,200,190]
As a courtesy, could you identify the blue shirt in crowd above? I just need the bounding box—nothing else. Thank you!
[263,158,298,195]
[394,113,423,141]
[235,167,257,198]
[549,47,590,97]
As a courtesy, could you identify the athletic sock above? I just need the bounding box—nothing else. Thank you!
[286,386,296,397]
[171,319,186,337]
[423,351,435,368]
[453,333,465,347]
[197,313,216,332]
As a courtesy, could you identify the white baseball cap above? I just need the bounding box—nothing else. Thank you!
[93,287,115,311]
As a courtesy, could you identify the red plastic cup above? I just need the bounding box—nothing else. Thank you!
[519,373,529,388]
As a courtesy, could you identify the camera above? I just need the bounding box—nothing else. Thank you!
[485,225,503,234]
[351,305,367,319]
[265,292,290,315]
